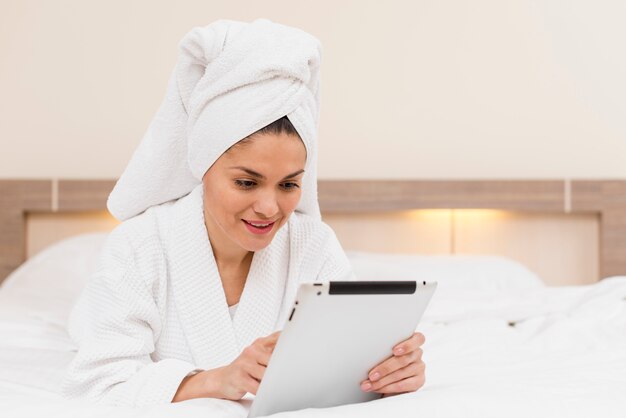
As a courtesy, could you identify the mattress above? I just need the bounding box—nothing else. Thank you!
[1,234,625,417]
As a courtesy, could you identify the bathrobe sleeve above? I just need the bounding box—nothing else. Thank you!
[62,220,199,407]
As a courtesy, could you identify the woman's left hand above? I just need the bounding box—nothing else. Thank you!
[360,332,426,397]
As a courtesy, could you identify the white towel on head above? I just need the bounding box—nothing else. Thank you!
[107,19,322,221]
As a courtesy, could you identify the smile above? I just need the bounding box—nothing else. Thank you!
[242,219,276,235]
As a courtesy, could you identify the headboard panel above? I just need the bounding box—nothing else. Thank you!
[571,180,626,277]
[1,179,625,283]
[318,180,565,212]
[1,180,52,281]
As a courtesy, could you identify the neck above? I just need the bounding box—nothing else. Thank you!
[213,246,253,271]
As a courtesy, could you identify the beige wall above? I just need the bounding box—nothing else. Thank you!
[1,0,625,180]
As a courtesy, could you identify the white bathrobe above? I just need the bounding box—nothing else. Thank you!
[62,185,355,406]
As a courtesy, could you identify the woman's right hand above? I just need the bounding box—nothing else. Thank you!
[214,331,281,399]
[173,331,280,402]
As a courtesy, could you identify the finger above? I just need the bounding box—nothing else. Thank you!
[366,361,425,392]
[241,376,261,395]
[393,332,425,356]
[242,344,271,367]
[260,332,281,350]
[368,350,418,382]
[245,361,268,382]
[223,368,261,399]
[249,334,279,358]
[373,374,426,395]
[255,351,272,367]
[365,361,425,392]
[268,330,281,338]
[265,331,281,343]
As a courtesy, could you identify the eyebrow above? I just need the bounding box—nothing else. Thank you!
[229,166,305,181]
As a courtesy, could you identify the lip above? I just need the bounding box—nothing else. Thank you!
[242,219,277,235]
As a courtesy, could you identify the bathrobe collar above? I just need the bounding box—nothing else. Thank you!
[167,185,289,369]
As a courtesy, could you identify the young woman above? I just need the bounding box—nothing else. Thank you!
[63,19,426,407]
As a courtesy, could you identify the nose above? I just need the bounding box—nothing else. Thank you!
[252,190,279,219]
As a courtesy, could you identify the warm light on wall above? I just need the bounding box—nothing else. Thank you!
[450,209,512,221]
[405,209,452,221]
[405,209,512,221]
[404,209,544,255]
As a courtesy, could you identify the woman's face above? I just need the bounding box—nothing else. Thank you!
[202,132,306,254]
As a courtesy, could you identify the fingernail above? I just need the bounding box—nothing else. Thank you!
[361,382,372,391]
[394,347,404,355]
[370,372,380,381]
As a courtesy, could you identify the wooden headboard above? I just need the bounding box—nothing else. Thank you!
[1,179,625,284]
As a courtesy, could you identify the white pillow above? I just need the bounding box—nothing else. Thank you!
[0,233,109,323]
[0,234,544,324]
[346,251,545,292]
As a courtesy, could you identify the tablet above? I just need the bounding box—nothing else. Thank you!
[248,280,437,418]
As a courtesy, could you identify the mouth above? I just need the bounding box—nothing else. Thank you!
[242,219,277,235]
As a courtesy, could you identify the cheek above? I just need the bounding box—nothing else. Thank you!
[223,192,251,219]
[206,186,247,222]
[279,190,302,215]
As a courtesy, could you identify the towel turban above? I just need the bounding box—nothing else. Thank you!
[107,19,322,221]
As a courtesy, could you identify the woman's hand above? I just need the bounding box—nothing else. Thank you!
[173,331,280,402]
[360,332,426,397]
[216,331,281,399]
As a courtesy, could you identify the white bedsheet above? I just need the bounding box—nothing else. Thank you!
[1,274,625,417]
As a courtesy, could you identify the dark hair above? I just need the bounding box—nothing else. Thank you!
[227,116,301,152]
[254,116,300,137]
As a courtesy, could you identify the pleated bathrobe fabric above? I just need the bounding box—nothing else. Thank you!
[62,185,355,406]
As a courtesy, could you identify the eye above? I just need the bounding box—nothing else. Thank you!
[280,182,300,191]
[235,179,256,189]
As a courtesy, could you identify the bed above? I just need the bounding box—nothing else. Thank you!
[1,179,625,417]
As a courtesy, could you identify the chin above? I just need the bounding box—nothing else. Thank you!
[237,232,275,252]
[242,239,273,252]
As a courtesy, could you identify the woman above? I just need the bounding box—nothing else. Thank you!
[63,19,426,407]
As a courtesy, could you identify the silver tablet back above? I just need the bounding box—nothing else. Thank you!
[248,280,437,418]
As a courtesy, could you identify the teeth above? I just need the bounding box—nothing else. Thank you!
[247,221,272,227]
